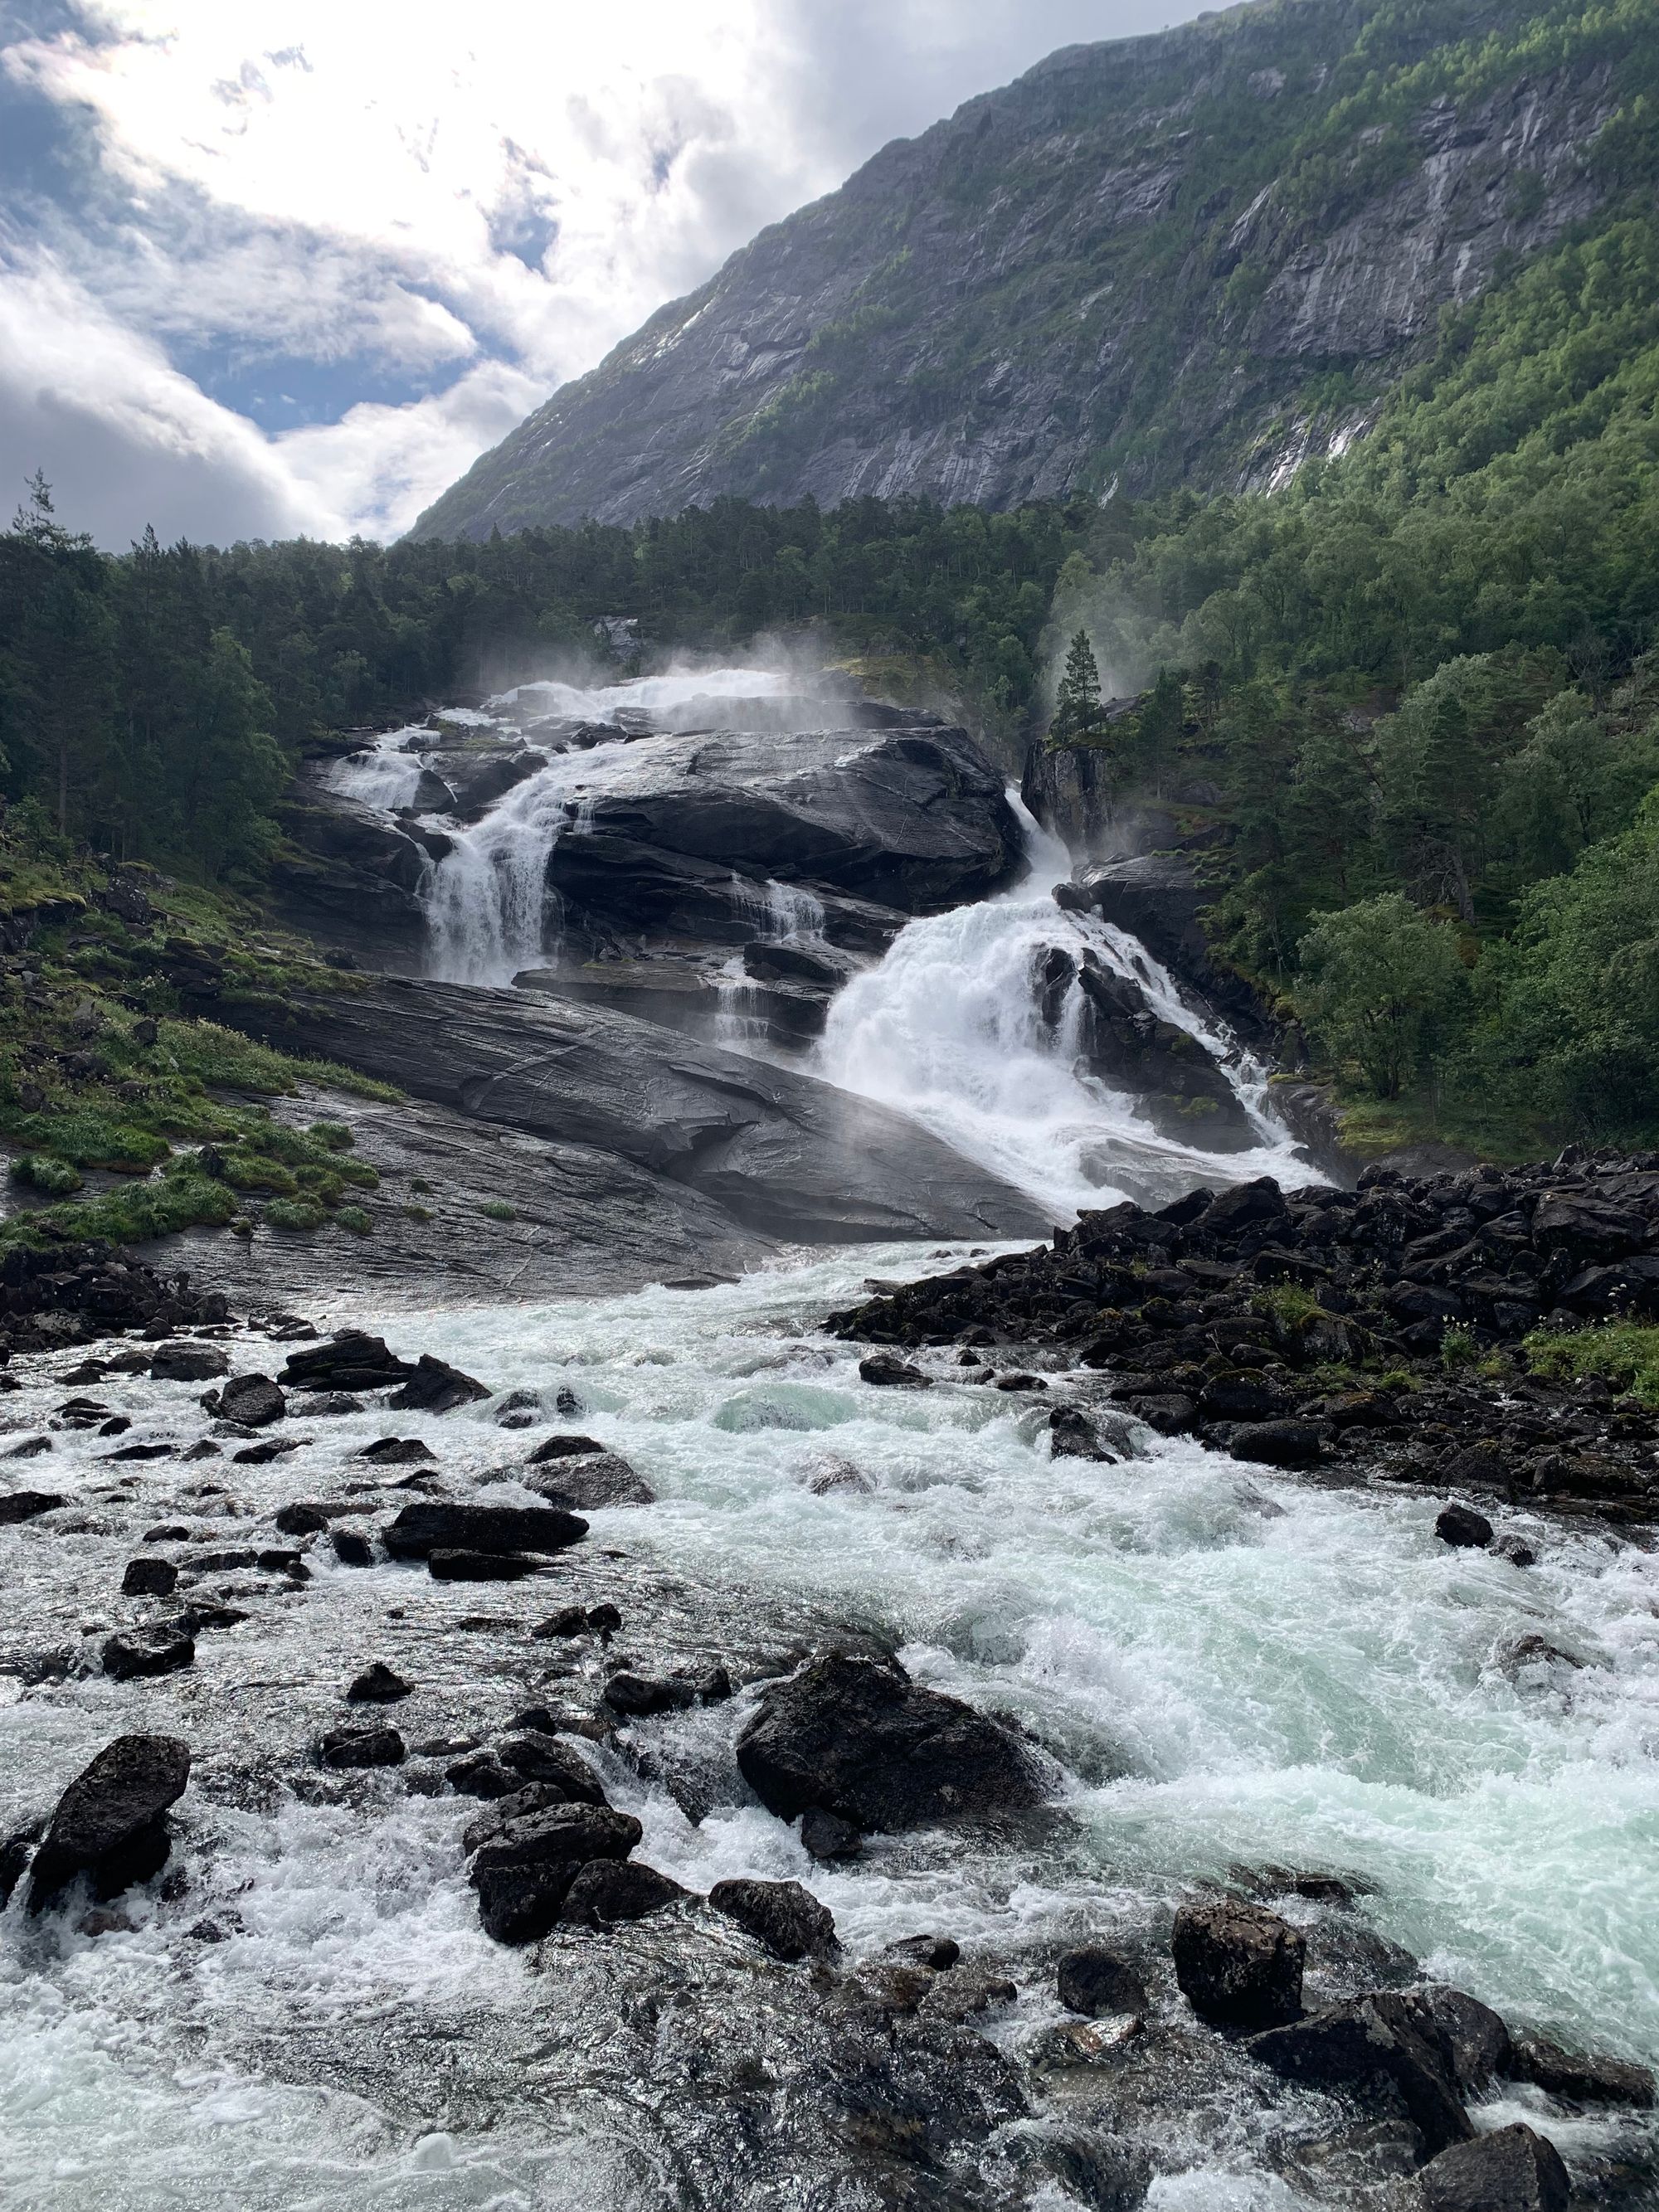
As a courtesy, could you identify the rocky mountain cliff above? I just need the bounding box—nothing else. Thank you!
[413,0,1629,539]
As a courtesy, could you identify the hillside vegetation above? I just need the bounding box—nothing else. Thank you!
[1049,192,1659,1150]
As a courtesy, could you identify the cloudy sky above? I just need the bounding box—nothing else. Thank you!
[0,1,1203,548]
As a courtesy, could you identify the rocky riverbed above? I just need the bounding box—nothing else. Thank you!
[2,1241,1657,2210]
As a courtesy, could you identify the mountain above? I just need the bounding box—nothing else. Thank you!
[412,0,1640,541]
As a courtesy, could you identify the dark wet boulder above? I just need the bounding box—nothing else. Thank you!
[1200,1179,1287,1237]
[358,1437,435,1466]
[497,1733,608,1805]
[103,1624,195,1680]
[474,1861,578,1943]
[214,1374,285,1427]
[469,1804,640,1878]
[1058,1946,1148,2018]
[735,1651,1045,1834]
[332,1529,374,1567]
[526,1432,608,1462]
[1172,1899,1304,2028]
[275,1502,328,1536]
[280,1330,418,1393]
[800,1806,863,1860]
[709,1875,838,1961]
[383,1501,586,1559]
[0,1489,65,1523]
[523,1451,655,1509]
[604,1670,694,1717]
[27,1733,191,1908]
[319,1724,405,1768]
[1248,1993,1473,2160]
[1509,2034,1655,2107]
[859,1353,933,1388]
[1118,1393,1197,1437]
[1397,1986,1512,2097]
[1227,1421,1325,1468]
[560,1859,687,1928]
[1048,1404,1137,1462]
[346,1662,411,1704]
[1530,1194,1647,1262]
[429,1549,541,1581]
[149,1344,230,1383]
[1436,1504,1493,1549]
[386,1354,491,1414]
[120,1557,178,1597]
[1419,2122,1569,2212]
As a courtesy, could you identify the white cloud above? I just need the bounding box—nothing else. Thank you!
[1,0,1198,545]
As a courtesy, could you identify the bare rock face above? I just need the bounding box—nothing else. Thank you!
[28,1733,191,1908]
[410,16,1612,540]
[210,975,1048,1250]
[735,1651,1047,1835]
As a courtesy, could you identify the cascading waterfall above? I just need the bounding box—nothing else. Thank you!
[414,668,795,986]
[816,795,1306,1218]
[714,879,829,1048]
[319,726,429,811]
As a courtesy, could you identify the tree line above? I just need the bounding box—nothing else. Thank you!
[0,482,1086,879]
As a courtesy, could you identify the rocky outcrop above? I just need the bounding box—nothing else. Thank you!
[207,975,1048,1248]
[27,1734,191,1909]
[833,1150,1659,1518]
[411,15,1617,537]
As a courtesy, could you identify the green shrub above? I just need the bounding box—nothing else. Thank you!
[410,1176,434,1194]
[403,1203,434,1223]
[2,1108,168,1172]
[216,1150,298,1195]
[479,1198,516,1222]
[336,1159,379,1189]
[1440,1322,1481,1371]
[1525,1322,1659,1406]
[10,1154,84,1195]
[294,1165,344,1202]
[334,1204,372,1235]
[265,1197,328,1232]
[309,1120,354,1150]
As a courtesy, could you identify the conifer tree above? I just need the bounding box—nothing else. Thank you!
[1051,628,1105,744]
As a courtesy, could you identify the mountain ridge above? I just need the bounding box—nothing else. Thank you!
[412,0,1637,540]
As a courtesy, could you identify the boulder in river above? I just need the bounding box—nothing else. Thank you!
[522,1451,655,1509]
[1436,1504,1494,1549]
[0,1489,65,1523]
[103,1624,196,1680]
[735,1651,1046,1833]
[280,1330,418,1393]
[346,1662,411,1704]
[385,1354,491,1413]
[382,1501,586,1559]
[319,1725,405,1769]
[149,1344,230,1383]
[1172,1899,1305,2027]
[559,1860,687,1928]
[1509,2033,1655,2107]
[1057,1946,1149,2019]
[1248,1993,1473,2160]
[28,1733,191,1908]
[709,1876,838,1961]
[212,1374,285,1427]
[1419,2122,1569,2212]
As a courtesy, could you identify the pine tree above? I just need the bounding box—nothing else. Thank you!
[1051,629,1105,744]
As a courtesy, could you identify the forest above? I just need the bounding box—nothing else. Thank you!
[1047,199,1659,1151]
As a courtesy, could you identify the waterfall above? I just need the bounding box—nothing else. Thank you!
[412,668,795,985]
[815,794,1307,1219]
[319,727,428,811]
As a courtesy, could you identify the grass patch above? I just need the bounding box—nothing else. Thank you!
[479,1198,517,1222]
[1252,1283,1324,1330]
[10,1154,83,1195]
[1524,1322,1659,1406]
[265,1197,328,1232]
[1,1173,238,1252]
[334,1204,372,1235]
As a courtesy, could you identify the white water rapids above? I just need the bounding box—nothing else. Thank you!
[5,673,1655,2205]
